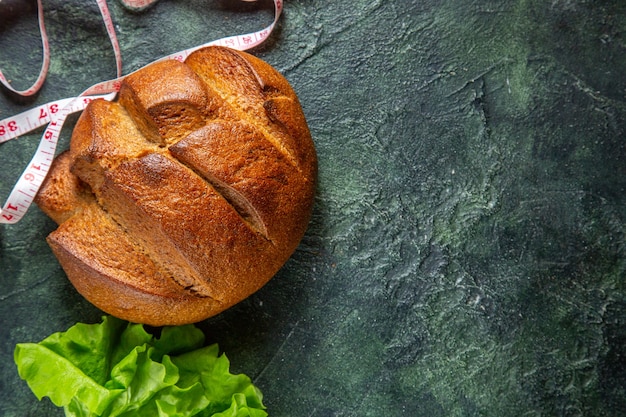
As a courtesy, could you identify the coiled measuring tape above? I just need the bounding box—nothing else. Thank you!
[0,0,283,224]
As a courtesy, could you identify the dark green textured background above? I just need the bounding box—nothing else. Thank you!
[1,0,625,415]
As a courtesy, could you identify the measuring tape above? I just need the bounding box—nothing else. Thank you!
[0,0,283,224]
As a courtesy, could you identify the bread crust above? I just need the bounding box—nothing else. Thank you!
[36,46,317,325]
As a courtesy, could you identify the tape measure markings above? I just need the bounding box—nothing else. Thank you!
[0,92,112,224]
[0,97,91,143]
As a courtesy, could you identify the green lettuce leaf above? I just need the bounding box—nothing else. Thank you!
[173,345,265,415]
[39,315,127,385]
[14,316,267,417]
[14,342,121,415]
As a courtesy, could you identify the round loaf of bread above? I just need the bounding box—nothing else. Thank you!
[35,46,317,326]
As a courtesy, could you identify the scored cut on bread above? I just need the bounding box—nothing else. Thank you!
[35,46,317,326]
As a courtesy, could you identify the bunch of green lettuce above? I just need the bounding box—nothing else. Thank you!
[14,316,267,417]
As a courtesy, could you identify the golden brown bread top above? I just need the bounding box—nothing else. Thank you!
[36,46,317,325]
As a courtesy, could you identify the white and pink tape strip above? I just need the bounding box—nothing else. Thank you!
[0,0,283,224]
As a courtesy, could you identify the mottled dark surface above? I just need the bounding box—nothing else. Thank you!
[1,1,626,416]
